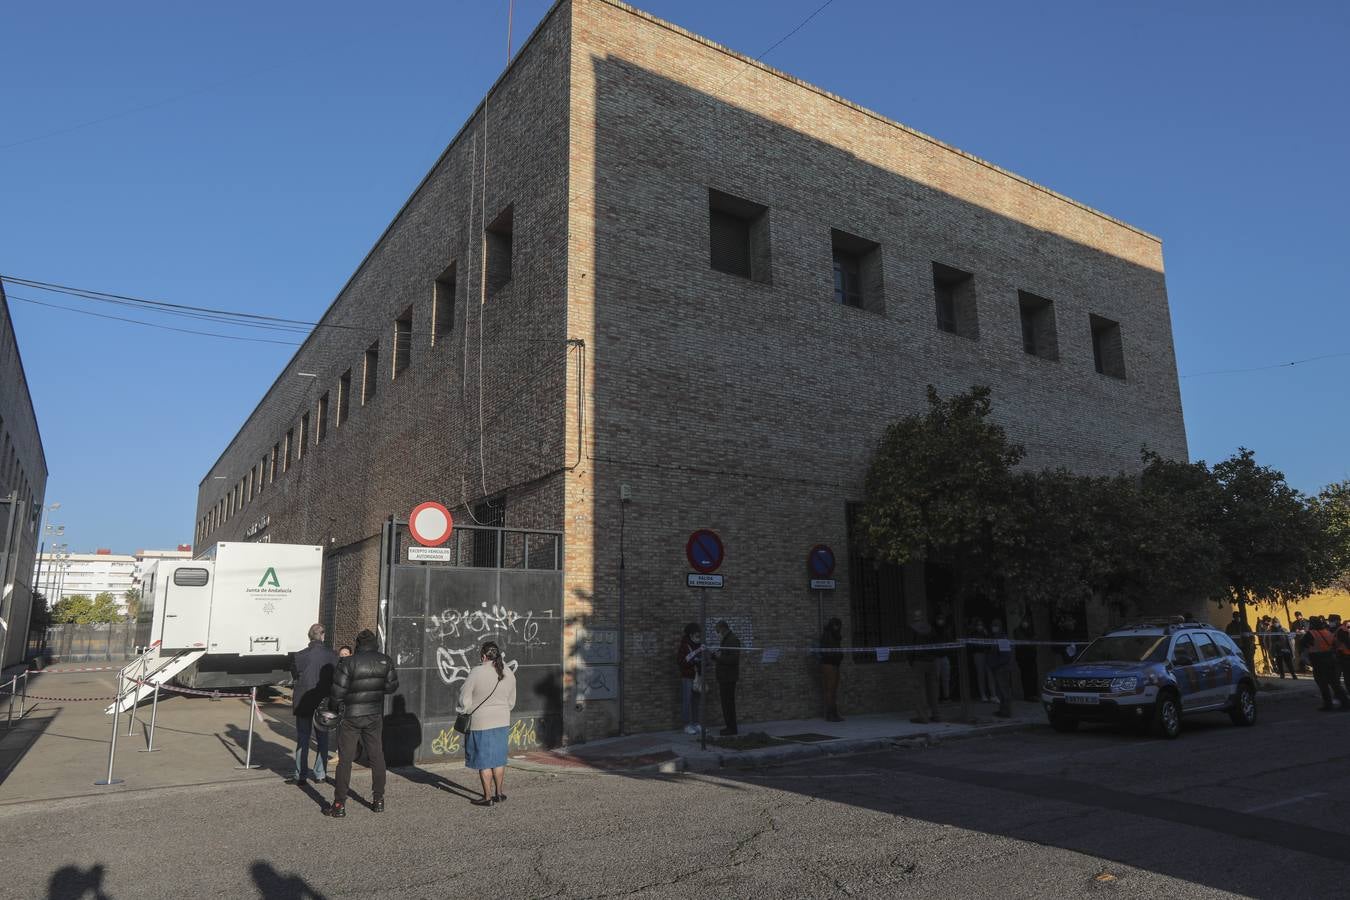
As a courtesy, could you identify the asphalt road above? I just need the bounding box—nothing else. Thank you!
[3,695,1347,899]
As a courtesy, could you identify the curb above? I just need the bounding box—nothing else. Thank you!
[510,686,1322,777]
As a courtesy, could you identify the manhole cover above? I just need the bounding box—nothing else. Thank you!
[778,733,839,743]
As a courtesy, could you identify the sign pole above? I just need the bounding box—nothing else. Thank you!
[699,586,708,752]
[817,589,825,720]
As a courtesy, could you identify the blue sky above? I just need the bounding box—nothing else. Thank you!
[2,0,1347,553]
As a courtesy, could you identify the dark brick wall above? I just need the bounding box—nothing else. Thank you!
[0,284,49,668]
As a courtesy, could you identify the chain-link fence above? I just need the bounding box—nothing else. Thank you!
[38,623,138,663]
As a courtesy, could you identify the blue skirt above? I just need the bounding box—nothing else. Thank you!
[464,725,509,770]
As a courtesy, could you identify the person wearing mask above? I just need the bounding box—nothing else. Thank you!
[1254,616,1271,675]
[325,629,399,818]
[905,608,941,724]
[676,623,704,735]
[988,619,1015,719]
[286,623,337,787]
[711,621,742,736]
[1298,617,1348,712]
[457,641,518,807]
[1267,618,1297,679]
[933,611,955,701]
[1013,612,1038,702]
[968,617,994,703]
[818,618,845,722]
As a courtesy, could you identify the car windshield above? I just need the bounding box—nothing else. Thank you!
[1074,635,1168,664]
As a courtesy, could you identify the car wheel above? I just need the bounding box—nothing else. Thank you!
[1154,693,1181,739]
[1050,715,1079,733]
[1228,683,1257,726]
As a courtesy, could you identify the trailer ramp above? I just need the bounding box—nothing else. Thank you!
[104,650,206,714]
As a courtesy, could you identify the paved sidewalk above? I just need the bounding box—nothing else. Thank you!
[517,675,1328,776]
[516,698,1048,775]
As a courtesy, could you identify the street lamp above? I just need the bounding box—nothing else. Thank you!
[32,502,61,606]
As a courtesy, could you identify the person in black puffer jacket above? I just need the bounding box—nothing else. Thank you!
[325,629,398,818]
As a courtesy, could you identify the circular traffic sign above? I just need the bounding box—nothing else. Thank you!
[409,501,454,547]
[686,529,725,574]
[808,544,836,578]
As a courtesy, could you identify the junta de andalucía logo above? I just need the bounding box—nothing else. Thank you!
[258,567,281,588]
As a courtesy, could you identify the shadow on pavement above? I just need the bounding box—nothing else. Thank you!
[47,863,110,900]
[249,861,328,899]
[0,708,55,789]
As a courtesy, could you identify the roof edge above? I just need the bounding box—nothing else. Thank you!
[592,0,1161,244]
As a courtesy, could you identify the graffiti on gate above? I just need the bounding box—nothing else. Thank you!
[427,602,551,643]
[429,717,542,756]
[435,646,521,686]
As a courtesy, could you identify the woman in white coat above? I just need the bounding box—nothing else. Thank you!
[456,641,517,806]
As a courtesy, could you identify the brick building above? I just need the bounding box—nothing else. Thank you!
[0,281,49,669]
[195,0,1187,742]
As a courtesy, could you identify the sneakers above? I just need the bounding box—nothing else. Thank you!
[471,797,495,807]
[683,724,699,735]
[323,801,346,818]
[372,797,385,813]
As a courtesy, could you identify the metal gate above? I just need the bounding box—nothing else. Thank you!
[378,519,564,765]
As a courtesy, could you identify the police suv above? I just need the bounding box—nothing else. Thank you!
[1042,620,1258,739]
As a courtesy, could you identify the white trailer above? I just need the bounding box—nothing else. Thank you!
[111,542,323,711]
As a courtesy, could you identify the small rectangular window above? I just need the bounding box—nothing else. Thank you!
[1017,291,1059,361]
[393,307,412,378]
[433,264,456,344]
[363,343,379,404]
[709,189,771,283]
[246,469,255,502]
[485,207,514,298]
[1090,314,1126,380]
[283,429,293,472]
[258,458,267,494]
[831,229,884,314]
[299,413,310,458]
[317,393,329,443]
[338,370,351,425]
[932,263,978,339]
[173,567,210,587]
[271,444,280,483]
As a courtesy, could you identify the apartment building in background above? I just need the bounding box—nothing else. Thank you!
[194,0,1187,744]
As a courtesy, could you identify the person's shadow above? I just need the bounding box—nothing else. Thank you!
[47,864,110,899]
[249,861,328,899]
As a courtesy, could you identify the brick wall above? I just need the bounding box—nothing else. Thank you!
[0,284,49,668]
[563,0,1187,736]
[194,4,575,647]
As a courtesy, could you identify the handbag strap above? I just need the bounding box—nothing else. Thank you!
[466,673,501,719]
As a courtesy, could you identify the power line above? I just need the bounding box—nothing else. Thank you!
[1181,352,1350,379]
[7,293,303,347]
[0,63,289,152]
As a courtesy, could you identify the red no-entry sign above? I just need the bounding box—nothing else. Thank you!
[409,501,454,547]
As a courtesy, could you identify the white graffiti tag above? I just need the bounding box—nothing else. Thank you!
[436,646,520,686]
[427,602,552,644]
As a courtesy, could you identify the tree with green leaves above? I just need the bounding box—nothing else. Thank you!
[50,592,123,625]
[859,385,1023,719]
[1311,480,1350,593]
[123,587,142,623]
[1211,448,1336,671]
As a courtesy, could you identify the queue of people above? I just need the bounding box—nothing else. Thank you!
[288,624,517,818]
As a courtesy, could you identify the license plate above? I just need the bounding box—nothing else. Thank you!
[1065,694,1100,705]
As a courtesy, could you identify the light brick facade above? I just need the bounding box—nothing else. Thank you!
[197,0,1187,741]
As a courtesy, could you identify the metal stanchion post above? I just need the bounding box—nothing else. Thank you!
[125,655,147,737]
[5,676,14,729]
[96,672,126,786]
[19,672,27,717]
[139,678,161,753]
[235,687,260,770]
